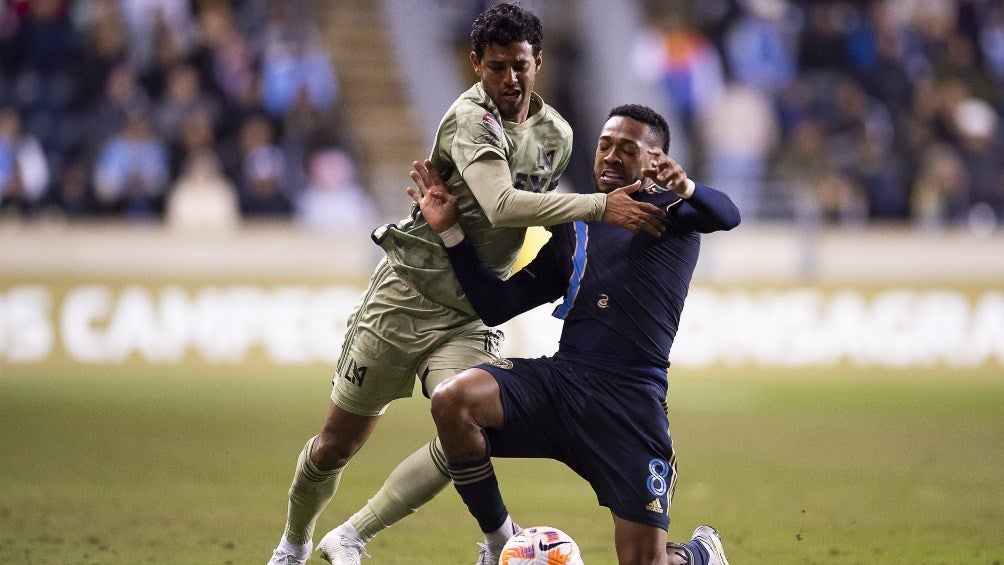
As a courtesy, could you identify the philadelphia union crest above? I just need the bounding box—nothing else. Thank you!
[489,358,514,370]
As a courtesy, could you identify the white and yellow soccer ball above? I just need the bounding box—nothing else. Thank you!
[500,526,584,565]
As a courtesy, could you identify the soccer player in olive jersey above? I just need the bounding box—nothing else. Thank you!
[412,105,739,564]
[266,5,666,565]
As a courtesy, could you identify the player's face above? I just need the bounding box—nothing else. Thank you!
[471,41,540,123]
[593,116,662,194]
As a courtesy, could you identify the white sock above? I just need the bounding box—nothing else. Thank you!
[278,537,311,559]
[336,522,362,542]
[485,515,518,550]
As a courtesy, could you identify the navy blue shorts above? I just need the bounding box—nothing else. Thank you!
[480,356,676,530]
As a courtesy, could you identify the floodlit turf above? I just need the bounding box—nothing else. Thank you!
[1,361,1001,564]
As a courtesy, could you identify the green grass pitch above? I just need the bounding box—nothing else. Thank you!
[1,361,1001,564]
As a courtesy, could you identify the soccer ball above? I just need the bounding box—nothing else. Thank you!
[500,526,584,565]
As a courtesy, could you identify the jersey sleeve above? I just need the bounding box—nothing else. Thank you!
[445,234,568,326]
[450,106,508,173]
[462,158,606,227]
[662,182,741,234]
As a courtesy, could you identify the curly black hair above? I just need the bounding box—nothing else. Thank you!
[470,2,543,59]
[608,104,671,152]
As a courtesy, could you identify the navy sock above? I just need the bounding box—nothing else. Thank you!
[447,456,508,533]
[667,539,711,565]
[683,539,710,564]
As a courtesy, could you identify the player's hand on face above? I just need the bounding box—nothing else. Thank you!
[642,149,690,196]
[406,160,458,232]
[602,181,666,237]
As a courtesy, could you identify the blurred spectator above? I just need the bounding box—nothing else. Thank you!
[0,106,50,215]
[632,11,725,134]
[85,64,151,151]
[911,143,970,230]
[54,155,96,218]
[828,77,910,220]
[92,113,170,219]
[857,18,915,122]
[259,30,339,119]
[169,107,218,179]
[166,149,239,234]
[723,0,796,95]
[8,0,76,171]
[236,115,291,218]
[71,0,129,111]
[797,2,852,72]
[768,117,866,226]
[152,63,220,148]
[698,82,778,220]
[978,3,1004,92]
[193,0,257,105]
[294,147,377,233]
[119,0,195,73]
[952,97,1004,224]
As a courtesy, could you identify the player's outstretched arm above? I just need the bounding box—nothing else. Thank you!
[639,148,740,233]
[409,159,562,325]
[668,182,742,233]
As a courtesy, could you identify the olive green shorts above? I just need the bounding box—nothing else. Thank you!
[331,259,505,416]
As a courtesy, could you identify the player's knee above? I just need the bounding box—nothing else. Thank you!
[430,374,471,429]
[312,429,361,470]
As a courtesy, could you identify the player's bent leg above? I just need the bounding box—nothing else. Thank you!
[430,368,504,461]
[269,403,380,564]
[312,400,382,471]
[612,514,669,565]
[317,438,452,564]
[431,369,516,564]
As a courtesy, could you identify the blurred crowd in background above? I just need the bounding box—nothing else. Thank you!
[0,0,1001,234]
[636,0,1003,231]
[0,0,378,233]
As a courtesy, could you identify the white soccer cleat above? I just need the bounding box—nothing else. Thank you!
[316,523,370,564]
[691,525,730,565]
[475,542,499,565]
[267,546,309,565]
[475,521,519,565]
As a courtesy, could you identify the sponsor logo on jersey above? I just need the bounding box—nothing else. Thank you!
[596,293,610,308]
[489,358,514,369]
[482,113,503,140]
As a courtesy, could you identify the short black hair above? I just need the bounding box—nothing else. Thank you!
[470,2,543,59]
[608,104,671,152]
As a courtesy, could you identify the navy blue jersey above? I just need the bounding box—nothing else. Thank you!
[445,182,740,383]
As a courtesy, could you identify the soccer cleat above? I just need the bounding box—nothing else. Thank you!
[475,542,499,565]
[316,524,370,564]
[691,525,730,565]
[267,546,309,565]
[475,521,519,565]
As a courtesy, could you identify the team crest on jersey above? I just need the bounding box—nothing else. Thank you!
[642,181,671,194]
[535,146,555,172]
[489,358,514,370]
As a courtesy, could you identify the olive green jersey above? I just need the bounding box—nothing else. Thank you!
[374,83,603,316]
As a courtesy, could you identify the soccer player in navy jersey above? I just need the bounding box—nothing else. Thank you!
[408,104,739,565]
